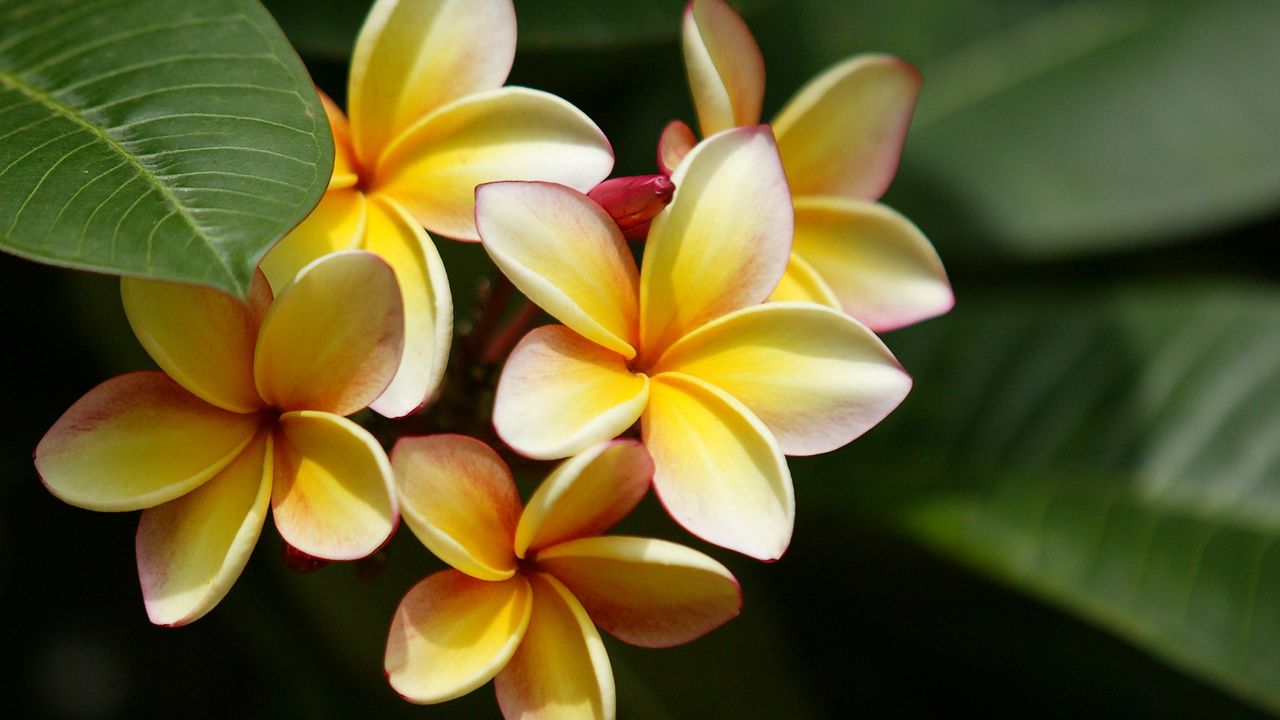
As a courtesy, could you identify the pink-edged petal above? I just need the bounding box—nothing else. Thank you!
[493,326,649,461]
[347,0,516,166]
[655,303,912,456]
[773,54,921,200]
[318,90,360,190]
[682,0,765,137]
[495,573,614,720]
[364,195,454,418]
[657,119,697,176]
[537,536,740,648]
[639,126,792,364]
[476,181,639,358]
[514,440,653,558]
[642,373,793,561]
[787,197,953,331]
[272,411,397,561]
[137,430,271,626]
[768,252,842,310]
[36,372,262,511]
[259,189,367,293]
[392,435,521,581]
[386,570,532,705]
[121,272,270,414]
[254,250,404,415]
[371,87,614,242]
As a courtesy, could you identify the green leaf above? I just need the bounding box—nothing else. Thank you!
[0,0,332,298]
[814,283,1280,711]
[751,0,1280,258]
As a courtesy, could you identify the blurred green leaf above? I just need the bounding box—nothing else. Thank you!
[0,0,332,298]
[816,283,1280,711]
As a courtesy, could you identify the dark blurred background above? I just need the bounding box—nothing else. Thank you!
[5,0,1279,716]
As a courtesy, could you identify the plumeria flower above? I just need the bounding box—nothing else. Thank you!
[385,435,740,718]
[663,0,952,332]
[476,127,913,560]
[36,251,404,626]
[262,0,616,417]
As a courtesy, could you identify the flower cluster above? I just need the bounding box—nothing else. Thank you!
[35,0,951,717]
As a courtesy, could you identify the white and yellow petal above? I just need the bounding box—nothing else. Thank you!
[788,197,953,331]
[537,536,740,648]
[372,87,614,242]
[36,372,262,511]
[773,54,921,201]
[392,434,522,581]
[657,120,697,176]
[259,189,367,293]
[121,273,270,414]
[493,326,649,461]
[656,303,912,456]
[639,126,792,362]
[136,430,272,626]
[514,440,652,558]
[767,252,842,310]
[318,90,360,189]
[476,181,639,358]
[642,373,793,561]
[363,195,453,417]
[347,0,517,166]
[254,250,404,416]
[271,411,397,561]
[682,0,764,137]
[494,573,614,720]
[386,570,532,705]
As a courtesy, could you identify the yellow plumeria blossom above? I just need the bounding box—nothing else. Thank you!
[671,0,952,332]
[477,127,913,560]
[35,251,403,626]
[261,0,615,418]
[385,435,740,719]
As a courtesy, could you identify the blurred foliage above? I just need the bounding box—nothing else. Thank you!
[4,0,1280,717]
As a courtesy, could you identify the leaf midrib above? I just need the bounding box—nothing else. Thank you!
[0,68,241,294]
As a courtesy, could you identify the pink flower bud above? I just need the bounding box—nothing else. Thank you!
[588,174,676,240]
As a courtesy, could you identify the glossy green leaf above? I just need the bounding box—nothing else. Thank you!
[0,0,332,298]
[747,0,1280,258]
[813,284,1280,711]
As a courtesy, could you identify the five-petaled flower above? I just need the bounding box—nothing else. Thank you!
[477,126,914,560]
[663,0,953,332]
[262,0,616,417]
[36,251,405,626]
[385,435,740,718]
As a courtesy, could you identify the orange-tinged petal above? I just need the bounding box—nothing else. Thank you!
[121,273,270,414]
[319,90,360,189]
[347,0,516,166]
[363,195,453,418]
[773,55,921,201]
[767,252,842,310]
[272,411,397,561]
[259,189,367,293]
[392,435,521,581]
[495,573,614,720]
[494,326,648,461]
[639,126,792,363]
[254,251,404,415]
[789,197,953,331]
[642,373,793,561]
[36,372,261,511]
[682,0,764,137]
[656,303,912,456]
[476,181,639,358]
[514,440,652,558]
[537,536,740,648]
[372,87,614,241]
[136,431,271,626]
[657,120,696,176]
[386,570,532,705]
